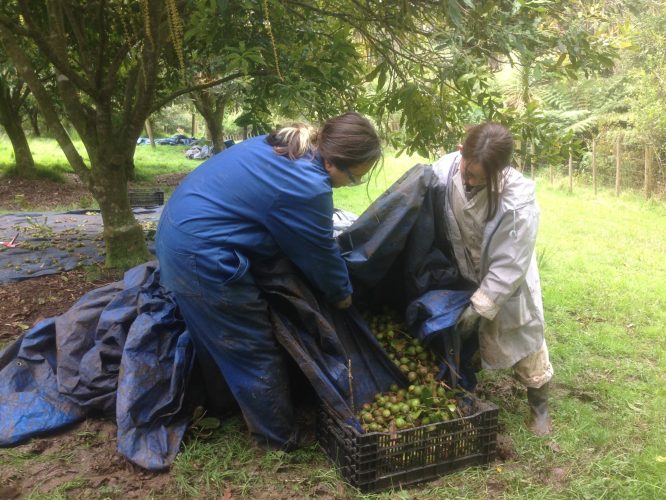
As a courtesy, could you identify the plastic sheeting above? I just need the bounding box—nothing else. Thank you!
[0,207,162,284]
[0,263,194,470]
[0,163,473,470]
[253,257,407,426]
[338,164,473,386]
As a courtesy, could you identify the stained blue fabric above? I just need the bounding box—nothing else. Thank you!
[0,262,192,471]
[161,134,351,303]
[251,257,407,426]
[0,318,86,444]
[405,290,473,342]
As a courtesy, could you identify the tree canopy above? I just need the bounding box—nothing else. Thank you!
[0,0,633,268]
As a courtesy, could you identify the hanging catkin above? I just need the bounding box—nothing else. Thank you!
[262,0,284,81]
[166,0,185,80]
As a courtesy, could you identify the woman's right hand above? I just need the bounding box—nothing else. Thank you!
[334,295,352,309]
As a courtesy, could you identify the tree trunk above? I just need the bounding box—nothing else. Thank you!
[193,91,226,153]
[205,108,225,153]
[28,108,41,136]
[0,82,36,175]
[145,118,156,148]
[568,150,573,193]
[615,138,621,197]
[644,144,653,199]
[191,111,197,137]
[529,141,534,179]
[0,111,36,175]
[591,137,597,196]
[0,27,91,185]
[91,148,152,269]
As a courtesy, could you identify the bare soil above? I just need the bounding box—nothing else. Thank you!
[0,172,187,212]
[1,419,174,499]
[0,174,92,211]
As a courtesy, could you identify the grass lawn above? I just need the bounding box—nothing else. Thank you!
[167,179,666,499]
[1,138,665,498]
[0,137,199,181]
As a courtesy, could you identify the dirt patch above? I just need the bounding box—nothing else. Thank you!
[543,465,570,491]
[0,173,186,211]
[476,376,526,414]
[495,433,518,461]
[1,419,175,499]
[0,267,121,346]
[0,174,92,212]
[153,172,188,187]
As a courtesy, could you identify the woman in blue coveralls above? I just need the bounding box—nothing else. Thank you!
[156,112,382,450]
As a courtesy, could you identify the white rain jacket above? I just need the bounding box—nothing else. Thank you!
[432,152,545,369]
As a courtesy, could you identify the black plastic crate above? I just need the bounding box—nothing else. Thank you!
[317,396,498,492]
[128,189,164,207]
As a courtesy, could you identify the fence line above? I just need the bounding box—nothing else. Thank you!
[537,139,666,201]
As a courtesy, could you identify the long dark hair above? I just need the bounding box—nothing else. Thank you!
[267,112,382,173]
[461,122,514,221]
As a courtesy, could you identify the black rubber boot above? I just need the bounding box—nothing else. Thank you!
[527,383,553,436]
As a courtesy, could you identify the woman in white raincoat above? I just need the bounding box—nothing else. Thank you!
[433,123,553,435]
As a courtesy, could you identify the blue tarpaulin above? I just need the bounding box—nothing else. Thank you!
[0,263,193,470]
[0,164,471,470]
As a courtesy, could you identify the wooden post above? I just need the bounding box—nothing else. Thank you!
[144,119,155,148]
[191,112,197,138]
[568,150,573,193]
[644,144,653,199]
[592,137,597,196]
[615,137,621,197]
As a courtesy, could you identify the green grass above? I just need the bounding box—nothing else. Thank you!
[2,140,666,498]
[169,175,666,499]
[0,137,200,181]
[165,173,666,498]
[333,151,429,214]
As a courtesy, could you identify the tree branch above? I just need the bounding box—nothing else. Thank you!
[8,1,99,98]
[61,1,94,79]
[150,71,267,113]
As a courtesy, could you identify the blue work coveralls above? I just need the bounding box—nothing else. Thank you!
[155,136,352,449]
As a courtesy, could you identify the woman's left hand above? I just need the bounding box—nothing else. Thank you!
[456,305,480,339]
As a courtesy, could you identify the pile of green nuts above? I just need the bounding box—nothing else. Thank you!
[359,311,461,433]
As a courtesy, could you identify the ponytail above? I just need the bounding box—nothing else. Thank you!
[266,112,381,172]
[266,123,316,160]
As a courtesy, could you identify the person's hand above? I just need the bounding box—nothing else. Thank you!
[456,305,480,339]
[334,295,352,309]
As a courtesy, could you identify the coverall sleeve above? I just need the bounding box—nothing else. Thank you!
[471,205,539,320]
[265,191,352,303]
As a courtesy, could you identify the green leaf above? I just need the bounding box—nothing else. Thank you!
[198,417,221,430]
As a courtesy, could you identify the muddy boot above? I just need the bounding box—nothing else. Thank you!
[527,383,552,436]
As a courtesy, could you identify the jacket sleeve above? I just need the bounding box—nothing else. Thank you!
[265,191,352,303]
[471,204,539,320]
